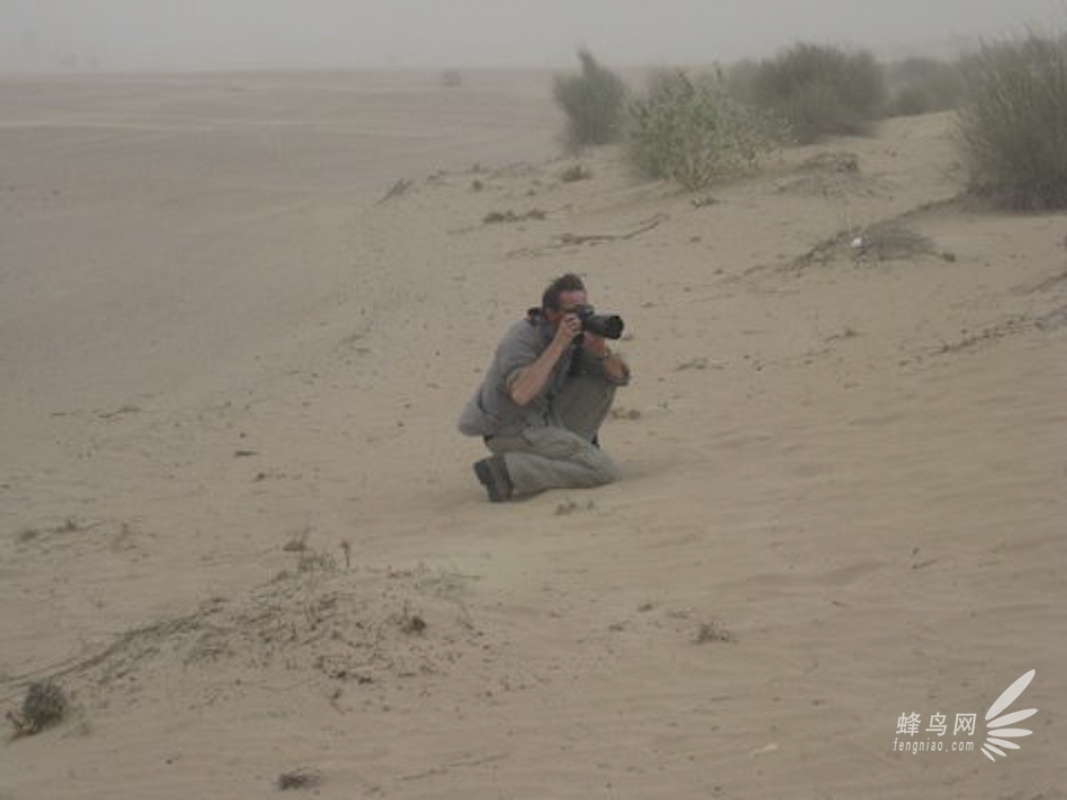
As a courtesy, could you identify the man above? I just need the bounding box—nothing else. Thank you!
[457,273,631,502]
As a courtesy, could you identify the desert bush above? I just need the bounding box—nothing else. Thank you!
[8,680,68,736]
[723,58,761,106]
[854,221,935,261]
[750,43,887,143]
[885,57,964,116]
[552,49,628,151]
[958,33,1067,209]
[627,69,779,191]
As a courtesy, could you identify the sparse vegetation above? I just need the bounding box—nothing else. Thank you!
[395,603,428,635]
[627,69,779,190]
[277,768,322,791]
[483,208,546,224]
[853,221,935,261]
[15,517,86,545]
[282,526,337,572]
[560,163,593,183]
[885,56,964,117]
[958,32,1067,210]
[554,497,595,515]
[723,58,761,106]
[553,49,628,151]
[297,548,336,572]
[695,621,732,643]
[750,43,887,143]
[7,680,69,736]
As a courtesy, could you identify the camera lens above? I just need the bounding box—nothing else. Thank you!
[583,314,624,340]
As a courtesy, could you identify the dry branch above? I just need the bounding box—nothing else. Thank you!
[556,214,667,245]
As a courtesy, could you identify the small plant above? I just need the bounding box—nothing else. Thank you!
[297,548,336,572]
[853,222,935,261]
[483,208,546,224]
[283,527,309,552]
[560,164,593,183]
[396,603,427,635]
[7,680,68,736]
[958,32,1067,209]
[554,497,595,515]
[277,768,322,790]
[750,43,887,143]
[695,621,732,644]
[627,69,779,191]
[282,527,337,572]
[552,49,628,151]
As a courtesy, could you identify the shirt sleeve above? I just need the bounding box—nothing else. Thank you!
[497,322,544,391]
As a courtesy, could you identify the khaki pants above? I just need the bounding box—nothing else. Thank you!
[485,376,620,496]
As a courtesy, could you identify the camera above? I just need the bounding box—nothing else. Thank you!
[574,304,624,340]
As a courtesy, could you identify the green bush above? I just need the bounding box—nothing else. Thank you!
[552,49,628,150]
[958,33,1067,209]
[885,57,964,116]
[627,69,779,191]
[751,43,887,143]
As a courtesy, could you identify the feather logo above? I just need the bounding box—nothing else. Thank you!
[980,669,1037,762]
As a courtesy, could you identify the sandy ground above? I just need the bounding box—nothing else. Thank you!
[0,69,1064,799]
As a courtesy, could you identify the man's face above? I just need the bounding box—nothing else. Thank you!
[546,289,588,325]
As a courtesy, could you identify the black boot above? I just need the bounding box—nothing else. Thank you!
[473,455,513,502]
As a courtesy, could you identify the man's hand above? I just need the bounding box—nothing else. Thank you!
[509,312,581,407]
[582,331,629,384]
[553,313,583,349]
[582,330,608,357]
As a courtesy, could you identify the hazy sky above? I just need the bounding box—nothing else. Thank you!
[4,0,1066,72]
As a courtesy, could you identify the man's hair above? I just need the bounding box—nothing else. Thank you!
[542,273,585,311]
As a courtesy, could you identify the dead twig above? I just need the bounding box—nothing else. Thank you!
[375,179,412,205]
[556,214,666,245]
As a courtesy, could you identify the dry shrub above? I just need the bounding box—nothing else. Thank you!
[560,164,593,183]
[277,768,322,791]
[695,621,732,643]
[750,43,887,143]
[854,222,935,261]
[959,32,1067,209]
[885,56,964,117]
[7,680,69,736]
[553,49,628,151]
[628,69,779,191]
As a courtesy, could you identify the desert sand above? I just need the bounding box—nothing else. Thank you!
[0,69,1064,798]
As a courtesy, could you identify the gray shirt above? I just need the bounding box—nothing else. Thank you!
[457,314,626,438]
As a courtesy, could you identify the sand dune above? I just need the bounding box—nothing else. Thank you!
[1,70,1064,799]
